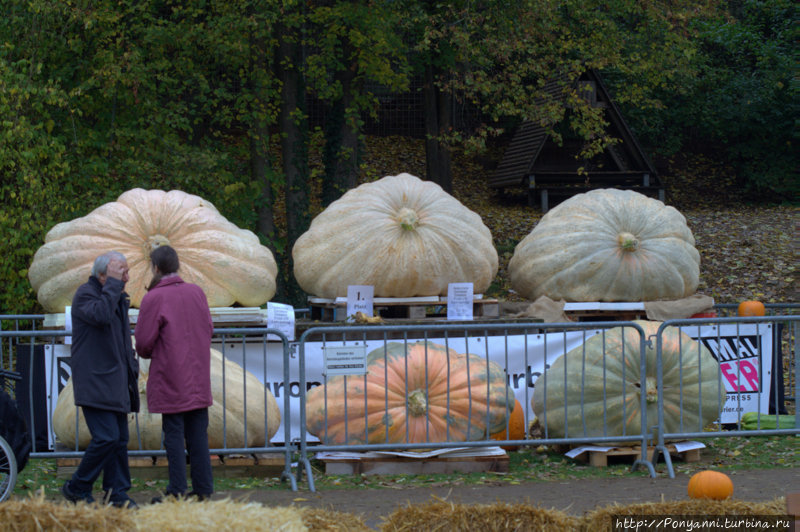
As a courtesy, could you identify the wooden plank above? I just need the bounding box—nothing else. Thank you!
[56,453,285,480]
[322,454,509,476]
[308,298,500,322]
[44,307,268,329]
[572,445,700,468]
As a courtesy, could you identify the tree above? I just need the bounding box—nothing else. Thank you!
[614,0,798,199]
[304,1,410,206]
[400,0,721,190]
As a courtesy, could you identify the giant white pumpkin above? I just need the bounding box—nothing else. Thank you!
[292,173,498,298]
[28,188,277,312]
[52,348,281,450]
[509,189,700,302]
[532,320,724,441]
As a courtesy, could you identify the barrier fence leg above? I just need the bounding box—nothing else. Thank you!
[301,456,316,493]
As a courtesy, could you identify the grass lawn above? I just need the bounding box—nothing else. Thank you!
[13,433,797,498]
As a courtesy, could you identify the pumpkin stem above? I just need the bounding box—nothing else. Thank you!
[146,234,171,251]
[618,232,639,252]
[407,389,428,416]
[397,207,420,231]
[644,377,658,404]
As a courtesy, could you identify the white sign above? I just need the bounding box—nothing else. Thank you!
[43,344,72,449]
[323,345,368,376]
[267,302,295,341]
[447,283,474,320]
[346,285,374,320]
[683,323,773,424]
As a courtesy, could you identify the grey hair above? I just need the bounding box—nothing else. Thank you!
[91,251,127,277]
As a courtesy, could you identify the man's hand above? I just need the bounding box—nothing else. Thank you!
[106,259,129,281]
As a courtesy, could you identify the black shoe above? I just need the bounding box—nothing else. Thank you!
[150,492,182,504]
[109,498,139,509]
[187,491,211,501]
[61,481,94,504]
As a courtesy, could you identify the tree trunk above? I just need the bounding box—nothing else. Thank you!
[276,25,310,306]
[322,41,360,207]
[248,27,276,249]
[423,63,453,193]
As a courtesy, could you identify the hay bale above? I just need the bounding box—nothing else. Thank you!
[300,507,372,531]
[0,495,307,532]
[380,500,579,532]
[134,498,306,531]
[0,494,135,531]
[581,497,787,531]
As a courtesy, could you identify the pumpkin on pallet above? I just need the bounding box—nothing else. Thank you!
[292,173,498,299]
[305,341,514,445]
[28,188,278,312]
[53,348,281,450]
[509,189,700,302]
[532,321,724,442]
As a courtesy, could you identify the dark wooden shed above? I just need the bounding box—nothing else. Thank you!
[490,70,662,212]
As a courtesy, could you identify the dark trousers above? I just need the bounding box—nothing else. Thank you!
[162,408,213,496]
[70,406,131,501]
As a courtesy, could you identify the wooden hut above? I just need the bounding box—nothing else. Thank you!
[490,70,662,212]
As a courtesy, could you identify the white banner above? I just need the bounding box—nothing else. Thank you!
[44,324,775,447]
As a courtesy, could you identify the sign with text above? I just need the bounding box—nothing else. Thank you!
[267,302,295,341]
[682,323,773,424]
[346,285,373,320]
[447,283,474,320]
[323,345,368,376]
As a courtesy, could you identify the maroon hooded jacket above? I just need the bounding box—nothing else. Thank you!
[134,275,213,414]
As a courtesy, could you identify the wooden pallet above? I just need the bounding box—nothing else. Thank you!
[319,452,509,476]
[562,302,647,322]
[309,297,500,322]
[56,453,286,480]
[569,444,701,467]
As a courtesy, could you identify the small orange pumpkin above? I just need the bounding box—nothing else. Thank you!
[687,470,734,500]
[737,300,766,317]
[490,399,526,450]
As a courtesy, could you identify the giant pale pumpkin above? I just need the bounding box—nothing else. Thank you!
[53,348,280,450]
[532,321,724,441]
[28,189,278,312]
[509,189,700,302]
[305,341,513,445]
[292,173,498,298]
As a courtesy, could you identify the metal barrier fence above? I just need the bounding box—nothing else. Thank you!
[296,321,656,491]
[295,315,798,491]
[1,311,798,494]
[653,315,799,478]
[0,326,298,491]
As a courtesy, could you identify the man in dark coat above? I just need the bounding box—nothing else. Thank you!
[61,251,139,509]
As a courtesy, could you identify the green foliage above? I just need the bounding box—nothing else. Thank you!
[609,0,798,200]
[0,0,794,315]
[0,57,73,313]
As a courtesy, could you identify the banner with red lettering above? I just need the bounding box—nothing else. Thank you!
[682,323,773,424]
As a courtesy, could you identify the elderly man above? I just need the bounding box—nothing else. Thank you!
[61,251,139,509]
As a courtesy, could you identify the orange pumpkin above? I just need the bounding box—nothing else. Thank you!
[687,470,734,500]
[490,399,526,450]
[305,341,513,445]
[737,300,766,317]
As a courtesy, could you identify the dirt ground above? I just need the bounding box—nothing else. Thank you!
[153,468,797,530]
